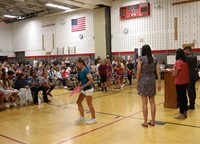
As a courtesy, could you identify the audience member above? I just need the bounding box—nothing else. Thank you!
[98,60,108,92]
[0,70,18,108]
[28,70,50,104]
[54,67,68,88]
[14,73,33,105]
[106,59,112,89]
[126,58,134,85]
[40,71,54,97]
[159,60,166,79]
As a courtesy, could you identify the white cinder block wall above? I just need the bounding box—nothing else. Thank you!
[111,0,200,52]
[0,23,13,57]
[1,9,94,57]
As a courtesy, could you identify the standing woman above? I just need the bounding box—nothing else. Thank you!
[106,59,112,90]
[76,58,96,124]
[119,58,126,87]
[136,44,161,127]
[126,58,135,85]
[172,49,189,119]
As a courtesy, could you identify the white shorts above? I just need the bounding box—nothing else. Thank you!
[81,88,93,96]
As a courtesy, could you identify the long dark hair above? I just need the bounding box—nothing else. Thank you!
[184,46,192,51]
[1,70,11,88]
[77,57,87,68]
[30,67,36,76]
[176,48,186,62]
[141,44,153,64]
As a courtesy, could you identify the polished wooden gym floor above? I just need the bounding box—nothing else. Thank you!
[0,80,200,144]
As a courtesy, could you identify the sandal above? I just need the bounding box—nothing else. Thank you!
[174,114,186,119]
[148,121,155,126]
[141,123,148,127]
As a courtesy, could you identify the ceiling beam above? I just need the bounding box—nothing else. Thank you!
[73,0,112,7]
[0,1,41,11]
[172,0,200,5]
[55,0,96,9]
[98,0,112,6]
[44,8,84,17]
[23,1,46,9]
[0,7,29,17]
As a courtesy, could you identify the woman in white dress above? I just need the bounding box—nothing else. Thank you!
[0,70,18,108]
[14,73,33,106]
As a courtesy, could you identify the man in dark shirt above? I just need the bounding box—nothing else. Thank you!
[98,60,108,92]
[184,46,198,109]
[126,58,134,85]
[28,70,50,104]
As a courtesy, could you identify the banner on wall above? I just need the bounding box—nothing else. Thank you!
[71,17,86,32]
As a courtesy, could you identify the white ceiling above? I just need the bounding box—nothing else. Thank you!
[0,0,113,23]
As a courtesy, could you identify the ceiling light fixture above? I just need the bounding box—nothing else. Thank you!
[4,14,17,18]
[45,3,71,10]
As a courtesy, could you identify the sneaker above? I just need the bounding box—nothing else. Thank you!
[64,86,68,89]
[121,84,124,88]
[86,118,97,124]
[75,117,86,124]
[5,103,10,108]
[13,102,17,107]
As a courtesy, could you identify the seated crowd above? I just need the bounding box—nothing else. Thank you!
[0,56,137,111]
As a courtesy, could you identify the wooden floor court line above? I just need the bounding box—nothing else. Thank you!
[31,100,200,130]
[0,102,163,144]
[35,108,71,117]
[40,95,163,120]
[48,101,131,118]
[0,134,26,144]
[53,88,122,99]
[48,90,120,107]
[57,102,164,144]
[166,122,200,128]
[37,102,126,118]
[129,116,200,129]
[57,111,143,144]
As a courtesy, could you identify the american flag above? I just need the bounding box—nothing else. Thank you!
[71,17,86,32]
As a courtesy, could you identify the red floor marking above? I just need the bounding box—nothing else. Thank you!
[0,134,26,144]
[57,102,164,144]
